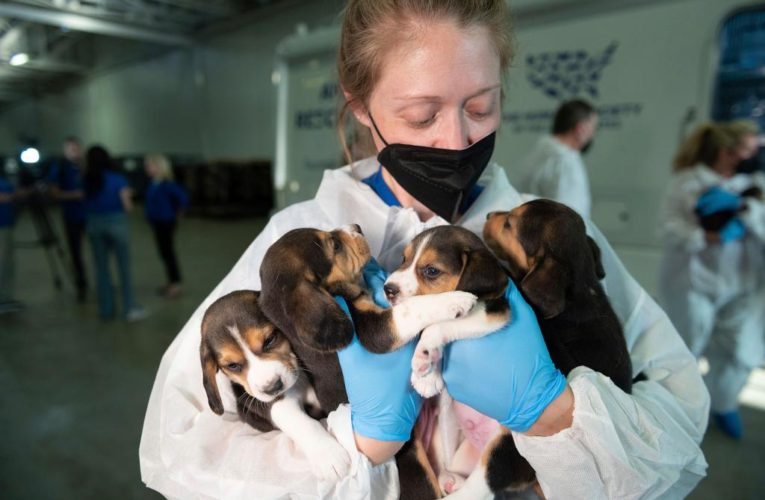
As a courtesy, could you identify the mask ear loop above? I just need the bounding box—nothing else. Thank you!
[367,112,390,147]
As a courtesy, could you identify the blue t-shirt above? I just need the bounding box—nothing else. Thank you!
[47,160,86,223]
[0,178,14,228]
[145,180,189,222]
[362,166,484,213]
[85,171,129,215]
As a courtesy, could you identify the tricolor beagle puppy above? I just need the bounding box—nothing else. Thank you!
[258,225,478,499]
[258,225,479,407]
[382,225,511,398]
[433,198,635,497]
[484,199,632,393]
[200,290,351,482]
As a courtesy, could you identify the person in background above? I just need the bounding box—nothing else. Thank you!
[140,1,708,498]
[47,136,88,302]
[0,163,24,314]
[520,98,598,218]
[83,145,147,322]
[659,120,765,440]
[144,154,188,299]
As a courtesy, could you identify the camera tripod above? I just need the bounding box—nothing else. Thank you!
[15,183,72,291]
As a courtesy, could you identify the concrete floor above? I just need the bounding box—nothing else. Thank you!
[1,208,763,499]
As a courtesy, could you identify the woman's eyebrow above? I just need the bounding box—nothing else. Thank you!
[465,84,502,100]
[392,84,502,104]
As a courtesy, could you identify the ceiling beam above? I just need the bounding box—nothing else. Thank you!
[0,3,193,46]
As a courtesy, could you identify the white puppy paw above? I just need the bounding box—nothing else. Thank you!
[411,336,443,378]
[411,370,444,398]
[441,291,478,319]
[439,471,466,495]
[303,435,351,482]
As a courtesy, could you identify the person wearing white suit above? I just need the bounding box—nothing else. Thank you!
[520,99,598,219]
[140,1,708,498]
[659,120,764,439]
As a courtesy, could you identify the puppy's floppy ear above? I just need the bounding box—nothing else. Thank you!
[265,279,354,353]
[587,236,606,280]
[520,255,567,319]
[200,338,224,415]
[456,246,508,299]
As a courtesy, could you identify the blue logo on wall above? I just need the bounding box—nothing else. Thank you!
[526,42,618,100]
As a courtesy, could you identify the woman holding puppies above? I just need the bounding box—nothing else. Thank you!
[140,1,708,498]
[659,120,765,440]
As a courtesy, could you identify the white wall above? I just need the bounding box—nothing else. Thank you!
[494,0,752,295]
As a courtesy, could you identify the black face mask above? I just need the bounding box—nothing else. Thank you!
[369,114,496,221]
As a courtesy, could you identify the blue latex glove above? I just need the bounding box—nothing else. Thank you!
[335,259,422,441]
[719,217,747,243]
[696,186,742,216]
[442,279,567,432]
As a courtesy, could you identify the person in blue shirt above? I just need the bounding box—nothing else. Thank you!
[0,164,24,314]
[83,145,147,322]
[47,136,88,302]
[143,154,189,299]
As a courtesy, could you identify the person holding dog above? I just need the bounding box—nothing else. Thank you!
[140,1,708,498]
[659,120,765,440]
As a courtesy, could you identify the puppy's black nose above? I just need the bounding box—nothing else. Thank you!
[264,379,284,395]
[352,224,363,235]
[384,283,399,301]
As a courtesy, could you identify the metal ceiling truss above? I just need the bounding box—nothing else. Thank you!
[0,0,282,104]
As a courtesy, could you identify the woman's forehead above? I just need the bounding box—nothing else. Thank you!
[373,20,501,106]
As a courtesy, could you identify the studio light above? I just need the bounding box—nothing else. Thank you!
[20,147,40,164]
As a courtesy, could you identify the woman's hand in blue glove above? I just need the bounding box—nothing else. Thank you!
[696,186,742,216]
[334,259,422,462]
[441,278,570,434]
[719,217,747,243]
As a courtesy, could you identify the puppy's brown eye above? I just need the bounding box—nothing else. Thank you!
[504,218,512,229]
[226,363,243,372]
[332,236,342,251]
[422,265,441,279]
[263,332,278,351]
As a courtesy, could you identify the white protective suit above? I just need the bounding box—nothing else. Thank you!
[658,165,765,413]
[520,135,592,218]
[139,159,709,500]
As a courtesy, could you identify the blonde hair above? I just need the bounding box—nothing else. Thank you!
[145,153,174,181]
[336,0,514,164]
[727,119,759,140]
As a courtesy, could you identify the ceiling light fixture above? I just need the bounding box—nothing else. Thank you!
[9,53,29,66]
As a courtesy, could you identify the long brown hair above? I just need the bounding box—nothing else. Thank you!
[336,0,514,164]
[673,123,734,171]
[673,120,759,171]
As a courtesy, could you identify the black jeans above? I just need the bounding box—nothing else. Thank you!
[63,218,87,292]
[151,220,181,284]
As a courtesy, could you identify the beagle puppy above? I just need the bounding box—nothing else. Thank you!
[382,225,511,398]
[437,198,634,497]
[200,290,351,482]
[258,225,478,500]
[696,185,763,231]
[258,225,479,409]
